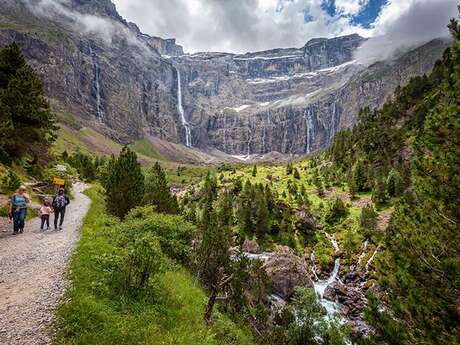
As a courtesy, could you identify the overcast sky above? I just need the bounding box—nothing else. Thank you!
[111,0,457,53]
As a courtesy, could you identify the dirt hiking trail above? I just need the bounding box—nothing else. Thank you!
[0,182,91,345]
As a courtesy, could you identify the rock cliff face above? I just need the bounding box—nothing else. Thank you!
[171,36,447,156]
[0,0,184,145]
[0,0,449,160]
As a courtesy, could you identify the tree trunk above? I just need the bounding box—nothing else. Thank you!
[204,285,218,325]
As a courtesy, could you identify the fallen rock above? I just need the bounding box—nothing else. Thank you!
[264,246,313,299]
[323,285,338,302]
[349,318,372,342]
[295,207,318,236]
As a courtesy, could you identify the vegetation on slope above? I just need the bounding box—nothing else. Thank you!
[54,187,255,345]
[323,15,460,345]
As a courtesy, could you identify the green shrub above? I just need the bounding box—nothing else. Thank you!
[0,204,9,217]
[325,197,349,224]
[122,206,197,263]
[117,233,166,292]
[1,170,21,192]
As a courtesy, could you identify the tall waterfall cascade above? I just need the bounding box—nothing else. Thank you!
[304,107,314,154]
[176,69,192,147]
[89,45,103,121]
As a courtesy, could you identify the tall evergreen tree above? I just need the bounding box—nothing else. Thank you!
[197,188,232,324]
[351,159,366,192]
[0,42,26,88]
[144,162,178,214]
[254,188,269,237]
[386,168,403,198]
[0,43,55,163]
[360,204,378,238]
[237,180,254,233]
[105,147,144,218]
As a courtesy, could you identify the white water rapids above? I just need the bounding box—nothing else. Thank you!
[243,249,343,320]
[313,258,342,317]
[176,69,192,147]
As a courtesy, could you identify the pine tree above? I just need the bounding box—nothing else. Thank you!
[312,171,324,196]
[293,168,301,179]
[237,180,254,233]
[144,162,178,214]
[0,43,55,163]
[254,188,269,237]
[0,42,26,89]
[252,164,257,177]
[325,197,348,224]
[351,159,366,192]
[360,204,378,238]
[197,190,232,324]
[386,168,403,198]
[348,175,358,199]
[105,147,144,218]
[372,177,388,207]
[286,162,293,175]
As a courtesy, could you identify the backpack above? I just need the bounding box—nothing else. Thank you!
[53,195,67,209]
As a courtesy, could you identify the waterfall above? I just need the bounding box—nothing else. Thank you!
[356,240,369,270]
[330,101,337,142]
[89,45,103,121]
[329,101,341,143]
[176,68,192,147]
[313,258,342,316]
[364,245,380,275]
[310,251,319,280]
[304,107,314,154]
[325,232,340,253]
[246,123,253,159]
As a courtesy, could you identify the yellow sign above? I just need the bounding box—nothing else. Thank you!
[53,177,65,186]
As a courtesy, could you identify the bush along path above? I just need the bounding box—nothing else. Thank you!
[0,182,90,345]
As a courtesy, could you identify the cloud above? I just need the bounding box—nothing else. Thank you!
[25,0,458,59]
[24,0,149,51]
[112,0,370,53]
[354,0,458,62]
[334,0,369,16]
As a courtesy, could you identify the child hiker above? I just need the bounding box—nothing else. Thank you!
[40,200,53,231]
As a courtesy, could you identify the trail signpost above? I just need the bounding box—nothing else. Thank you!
[53,177,65,186]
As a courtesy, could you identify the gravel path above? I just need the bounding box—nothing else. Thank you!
[0,182,91,345]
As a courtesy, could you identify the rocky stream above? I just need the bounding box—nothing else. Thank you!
[242,233,378,342]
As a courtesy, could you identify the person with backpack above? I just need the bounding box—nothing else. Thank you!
[8,185,31,235]
[52,187,70,230]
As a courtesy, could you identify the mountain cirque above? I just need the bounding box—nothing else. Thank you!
[0,0,450,161]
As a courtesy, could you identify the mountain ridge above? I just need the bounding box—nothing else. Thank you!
[0,0,449,163]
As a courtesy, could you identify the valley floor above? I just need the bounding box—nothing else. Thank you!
[0,183,91,345]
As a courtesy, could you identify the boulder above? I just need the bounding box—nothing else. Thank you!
[323,285,338,302]
[338,287,366,317]
[242,239,260,254]
[349,320,372,342]
[295,207,318,236]
[263,246,313,299]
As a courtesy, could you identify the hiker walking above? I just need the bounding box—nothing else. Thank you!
[52,187,70,230]
[39,200,53,231]
[9,185,31,235]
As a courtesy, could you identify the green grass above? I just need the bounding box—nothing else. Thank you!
[165,164,213,187]
[130,139,165,161]
[54,187,255,345]
[53,126,92,156]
